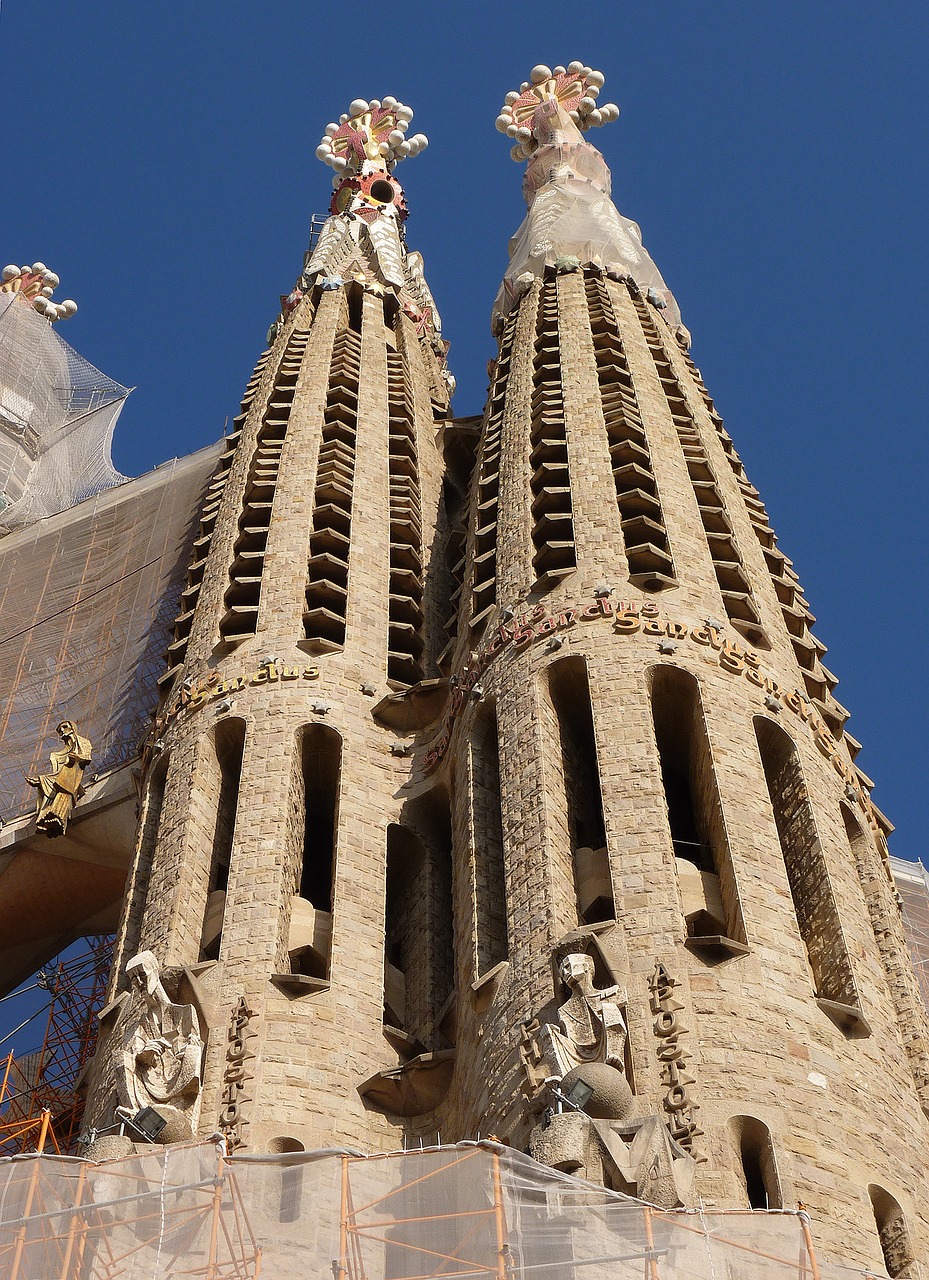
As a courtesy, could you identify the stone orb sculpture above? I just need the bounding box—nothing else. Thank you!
[560,1062,634,1121]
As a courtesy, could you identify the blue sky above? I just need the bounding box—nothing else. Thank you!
[2,1,928,858]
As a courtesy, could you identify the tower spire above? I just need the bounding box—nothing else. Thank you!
[492,62,680,327]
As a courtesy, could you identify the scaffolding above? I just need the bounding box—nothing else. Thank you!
[0,936,113,1156]
[891,856,929,1011]
[0,1138,874,1280]
[0,442,220,827]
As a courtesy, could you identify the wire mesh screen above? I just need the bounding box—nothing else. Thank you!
[0,444,221,824]
[0,293,130,528]
[0,1139,857,1280]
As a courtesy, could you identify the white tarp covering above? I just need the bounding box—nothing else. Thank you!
[0,293,129,531]
[0,1139,853,1280]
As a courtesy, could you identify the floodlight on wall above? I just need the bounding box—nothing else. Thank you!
[550,1077,594,1114]
[125,1106,168,1142]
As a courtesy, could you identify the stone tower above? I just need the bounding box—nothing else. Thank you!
[85,69,929,1277]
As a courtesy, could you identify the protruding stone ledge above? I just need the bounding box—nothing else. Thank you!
[372,678,448,731]
[816,996,872,1037]
[359,1049,455,1116]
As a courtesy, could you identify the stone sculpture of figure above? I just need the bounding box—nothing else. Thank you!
[538,952,627,1080]
[25,721,92,837]
[115,951,203,1141]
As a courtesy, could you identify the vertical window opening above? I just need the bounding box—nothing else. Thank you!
[868,1185,916,1278]
[651,667,746,952]
[547,657,614,926]
[755,717,864,1026]
[199,718,245,962]
[470,704,508,976]
[288,723,340,979]
[730,1117,782,1209]
[266,1137,306,1224]
[392,790,455,1047]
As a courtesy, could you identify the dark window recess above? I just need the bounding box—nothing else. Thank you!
[220,330,311,644]
[289,723,341,979]
[548,657,614,926]
[470,704,508,975]
[530,280,576,587]
[304,325,361,650]
[468,309,517,640]
[651,666,747,955]
[584,271,676,591]
[730,1117,782,1210]
[868,1185,917,1278]
[755,716,865,1029]
[386,340,425,690]
[199,718,246,962]
[388,790,455,1049]
[162,348,272,685]
[630,287,767,648]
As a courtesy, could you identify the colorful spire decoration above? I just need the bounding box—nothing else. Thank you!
[315,97,428,176]
[495,62,619,161]
[1,263,77,321]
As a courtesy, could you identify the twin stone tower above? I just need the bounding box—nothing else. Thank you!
[83,65,929,1274]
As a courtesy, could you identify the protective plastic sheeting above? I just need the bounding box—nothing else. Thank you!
[0,444,221,825]
[0,294,129,530]
[0,1139,855,1280]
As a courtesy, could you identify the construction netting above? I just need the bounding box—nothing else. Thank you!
[0,444,221,826]
[892,857,929,1011]
[0,1139,878,1280]
[0,293,130,530]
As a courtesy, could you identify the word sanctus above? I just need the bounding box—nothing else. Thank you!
[423,596,881,842]
[155,659,320,735]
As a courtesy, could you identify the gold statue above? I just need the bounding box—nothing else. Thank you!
[26,720,92,837]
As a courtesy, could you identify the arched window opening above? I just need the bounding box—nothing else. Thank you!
[470,704,508,975]
[868,1185,917,1278]
[547,657,613,927]
[650,667,746,954]
[755,718,866,1031]
[730,1117,782,1209]
[393,789,455,1047]
[267,1137,306,1224]
[289,724,340,979]
[199,718,246,962]
[384,825,426,1031]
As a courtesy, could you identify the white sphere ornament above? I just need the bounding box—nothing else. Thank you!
[339,113,348,124]
[510,144,524,161]
[396,105,413,122]
[325,122,339,136]
[589,109,602,126]
[398,141,411,156]
[530,65,552,84]
[567,61,584,73]
[61,300,77,316]
[368,99,381,110]
[383,96,397,108]
[505,91,520,105]
[2,265,19,280]
[349,98,369,116]
[316,144,330,161]
[495,114,510,133]
[588,70,605,87]
[378,141,391,156]
[516,126,532,142]
[553,65,566,76]
[32,262,46,273]
[40,286,54,297]
[45,272,60,287]
[388,129,405,145]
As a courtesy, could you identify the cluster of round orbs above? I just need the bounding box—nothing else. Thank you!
[316,98,428,178]
[496,63,620,160]
[2,264,77,320]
